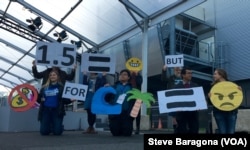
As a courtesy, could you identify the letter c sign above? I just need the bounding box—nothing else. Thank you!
[91,86,121,114]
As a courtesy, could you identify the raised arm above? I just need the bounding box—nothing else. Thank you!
[32,60,47,79]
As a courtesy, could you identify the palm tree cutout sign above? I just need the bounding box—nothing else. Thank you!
[127,88,155,118]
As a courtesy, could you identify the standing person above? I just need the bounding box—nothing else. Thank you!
[32,60,76,85]
[82,72,107,134]
[37,70,74,136]
[161,65,182,131]
[108,69,136,136]
[130,71,143,134]
[173,67,200,134]
[208,68,240,134]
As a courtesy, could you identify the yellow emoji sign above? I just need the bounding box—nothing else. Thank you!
[125,57,143,72]
[210,81,243,111]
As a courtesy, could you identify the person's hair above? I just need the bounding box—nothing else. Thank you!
[119,69,131,82]
[42,70,62,88]
[119,69,131,81]
[181,67,191,76]
[212,68,228,85]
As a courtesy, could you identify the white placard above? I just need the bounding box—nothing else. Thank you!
[81,53,116,74]
[157,87,207,114]
[62,82,88,101]
[165,54,184,68]
[36,41,76,68]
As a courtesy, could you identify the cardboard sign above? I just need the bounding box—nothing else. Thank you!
[91,86,121,115]
[8,84,38,112]
[36,41,76,68]
[165,54,184,68]
[81,53,116,74]
[157,87,207,113]
[125,57,143,72]
[210,81,243,111]
[62,82,88,101]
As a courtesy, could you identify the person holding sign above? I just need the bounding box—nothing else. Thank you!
[172,67,200,134]
[161,65,182,89]
[82,71,107,134]
[32,60,76,85]
[108,69,136,136]
[161,65,182,131]
[125,57,143,134]
[208,69,242,134]
[37,70,74,136]
[130,71,143,134]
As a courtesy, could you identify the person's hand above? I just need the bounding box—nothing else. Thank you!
[238,86,242,91]
[162,64,167,71]
[104,83,110,87]
[71,99,76,102]
[208,92,211,98]
[130,70,139,76]
[82,71,87,75]
[102,72,106,76]
[73,64,77,70]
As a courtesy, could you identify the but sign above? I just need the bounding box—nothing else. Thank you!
[165,54,184,68]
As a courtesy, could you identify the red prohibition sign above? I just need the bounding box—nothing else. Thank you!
[8,84,38,112]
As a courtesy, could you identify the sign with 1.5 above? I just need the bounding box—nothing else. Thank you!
[36,41,76,68]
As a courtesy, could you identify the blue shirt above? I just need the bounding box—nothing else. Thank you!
[43,84,60,107]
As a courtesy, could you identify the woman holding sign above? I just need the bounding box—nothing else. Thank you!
[208,69,243,134]
[37,70,74,136]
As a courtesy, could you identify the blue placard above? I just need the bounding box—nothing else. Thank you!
[91,86,121,114]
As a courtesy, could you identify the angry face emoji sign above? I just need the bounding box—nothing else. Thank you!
[210,81,243,111]
[125,57,143,72]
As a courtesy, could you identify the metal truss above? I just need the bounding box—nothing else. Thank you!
[0,16,43,43]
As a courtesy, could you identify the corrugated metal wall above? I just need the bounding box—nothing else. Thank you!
[214,0,250,81]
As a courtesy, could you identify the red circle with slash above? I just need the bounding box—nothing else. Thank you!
[8,84,38,112]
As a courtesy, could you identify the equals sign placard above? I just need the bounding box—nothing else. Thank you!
[88,56,111,72]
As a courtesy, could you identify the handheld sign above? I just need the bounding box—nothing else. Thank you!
[36,41,76,68]
[8,84,38,112]
[165,54,184,68]
[81,53,116,74]
[91,86,122,114]
[157,87,207,113]
[210,81,243,111]
[62,82,88,101]
[125,57,143,72]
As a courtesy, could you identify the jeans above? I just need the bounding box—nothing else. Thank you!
[213,110,238,134]
[40,107,64,135]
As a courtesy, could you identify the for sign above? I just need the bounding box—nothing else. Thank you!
[165,54,184,68]
[62,82,88,101]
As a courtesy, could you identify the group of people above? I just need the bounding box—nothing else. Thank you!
[162,65,240,134]
[32,61,142,136]
[32,59,239,136]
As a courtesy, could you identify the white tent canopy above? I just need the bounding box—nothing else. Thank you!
[0,0,205,91]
